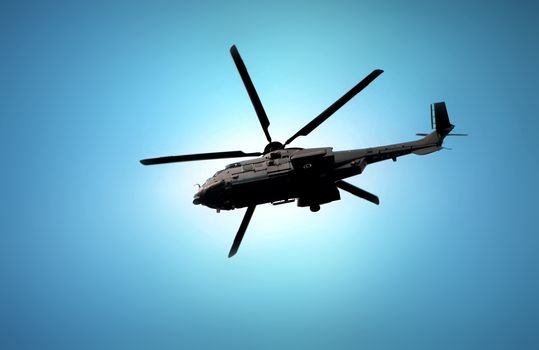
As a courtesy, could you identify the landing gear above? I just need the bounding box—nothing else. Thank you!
[310,204,320,212]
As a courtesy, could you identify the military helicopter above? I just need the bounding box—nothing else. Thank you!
[141,45,465,257]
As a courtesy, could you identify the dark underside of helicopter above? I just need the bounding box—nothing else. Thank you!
[191,147,376,213]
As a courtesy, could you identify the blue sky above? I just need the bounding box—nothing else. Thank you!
[1,0,538,349]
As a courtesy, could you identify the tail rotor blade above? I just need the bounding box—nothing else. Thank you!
[230,45,272,143]
[228,205,256,258]
[284,69,383,146]
[336,180,379,205]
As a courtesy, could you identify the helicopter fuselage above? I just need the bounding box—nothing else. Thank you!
[193,131,442,212]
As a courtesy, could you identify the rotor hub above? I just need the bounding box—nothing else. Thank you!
[264,141,284,154]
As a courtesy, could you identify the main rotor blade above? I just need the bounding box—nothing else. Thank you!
[228,205,256,258]
[284,69,383,146]
[140,151,262,165]
[336,180,379,205]
[230,45,272,143]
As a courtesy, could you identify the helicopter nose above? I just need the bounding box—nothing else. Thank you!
[193,187,206,205]
[193,189,204,205]
[192,180,224,208]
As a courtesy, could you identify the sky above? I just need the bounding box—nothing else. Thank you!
[1,0,538,349]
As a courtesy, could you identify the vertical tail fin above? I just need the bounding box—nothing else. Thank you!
[431,102,454,136]
[414,101,459,155]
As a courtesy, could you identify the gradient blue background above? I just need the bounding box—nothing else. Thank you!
[1,1,538,349]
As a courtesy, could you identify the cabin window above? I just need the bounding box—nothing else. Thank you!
[226,162,241,169]
[242,164,254,171]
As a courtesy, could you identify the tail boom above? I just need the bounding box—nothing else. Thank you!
[333,101,457,169]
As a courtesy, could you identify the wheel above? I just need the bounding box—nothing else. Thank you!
[310,204,320,212]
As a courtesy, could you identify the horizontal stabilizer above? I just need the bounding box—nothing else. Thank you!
[416,132,467,137]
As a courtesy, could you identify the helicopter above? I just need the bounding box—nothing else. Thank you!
[141,45,465,257]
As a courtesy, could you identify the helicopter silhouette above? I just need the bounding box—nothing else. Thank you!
[141,45,465,257]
